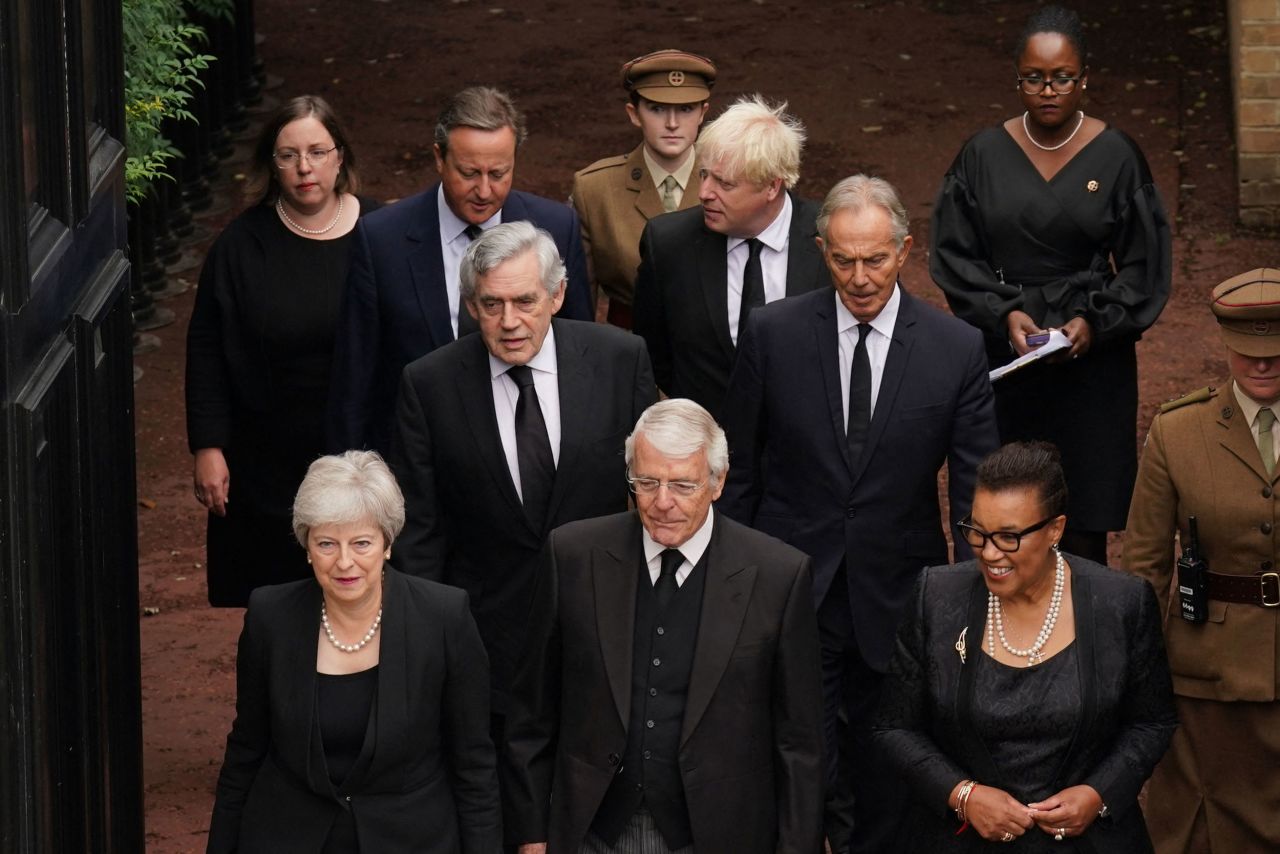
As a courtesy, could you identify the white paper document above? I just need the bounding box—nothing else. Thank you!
[988,329,1073,382]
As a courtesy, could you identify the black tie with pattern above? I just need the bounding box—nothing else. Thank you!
[457,224,484,338]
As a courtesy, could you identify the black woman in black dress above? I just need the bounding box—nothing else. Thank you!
[930,5,1172,563]
[186,95,381,606]
[873,442,1176,852]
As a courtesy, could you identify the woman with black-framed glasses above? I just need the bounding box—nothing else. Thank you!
[186,95,382,607]
[929,4,1171,566]
[872,441,1176,851]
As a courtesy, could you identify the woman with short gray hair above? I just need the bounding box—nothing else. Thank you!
[208,450,499,853]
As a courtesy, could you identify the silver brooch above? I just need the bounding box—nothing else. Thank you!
[955,627,968,664]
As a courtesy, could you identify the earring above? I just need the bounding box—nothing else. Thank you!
[306,556,312,564]
[1082,83,1087,90]
[384,550,391,560]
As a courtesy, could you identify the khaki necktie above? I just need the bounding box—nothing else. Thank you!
[660,175,679,213]
[1259,406,1276,477]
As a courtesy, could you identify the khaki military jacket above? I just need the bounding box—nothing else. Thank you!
[1123,383,1279,702]
[571,144,702,306]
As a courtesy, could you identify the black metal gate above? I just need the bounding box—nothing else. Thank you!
[0,0,143,850]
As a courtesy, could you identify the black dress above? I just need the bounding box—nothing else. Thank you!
[185,197,381,607]
[930,127,1171,531]
[317,666,379,853]
[971,646,1084,851]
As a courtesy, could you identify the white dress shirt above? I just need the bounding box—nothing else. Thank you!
[641,509,715,587]
[837,284,901,430]
[488,327,561,500]
[642,145,697,209]
[1234,381,1280,462]
[727,193,794,345]
[438,189,501,337]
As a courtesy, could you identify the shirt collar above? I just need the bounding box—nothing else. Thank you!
[1234,380,1276,425]
[834,280,901,338]
[726,191,793,255]
[642,145,697,191]
[488,325,559,380]
[642,507,716,567]
[438,185,501,243]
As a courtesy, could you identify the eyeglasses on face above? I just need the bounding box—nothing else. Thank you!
[957,515,1057,553]
[626,474,707,498]
[273,146,339,169]
[1016,75,1081,95]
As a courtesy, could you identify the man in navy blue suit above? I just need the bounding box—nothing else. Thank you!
[328,86,592,454]
[718,175,999,854]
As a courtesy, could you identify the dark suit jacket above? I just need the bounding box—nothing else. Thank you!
[871,559,1178,852]
[502,511,825,854]
[206,569,500,854]
[327,184,592,454]
[631,192,827,420]
[718,286,999,671]
[389,319,656,712]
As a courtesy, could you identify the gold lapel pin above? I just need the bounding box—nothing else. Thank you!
[1086,179,1100,193]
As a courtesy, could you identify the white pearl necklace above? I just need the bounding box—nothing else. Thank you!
[321,601,382,653]
[277,194,344,235]
[1022,110,1084,152]
[987,548,1066,666]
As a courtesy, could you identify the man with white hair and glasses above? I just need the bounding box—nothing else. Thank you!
[503,398,824,854]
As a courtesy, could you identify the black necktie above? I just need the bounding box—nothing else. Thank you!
[507,365,555,530]
[737,238,765,342]
[457,225,484,338]
[847,323,872,463]
[655,549,683,611]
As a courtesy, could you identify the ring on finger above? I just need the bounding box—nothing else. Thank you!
[1054,827,1067,841]
[1001,831,1014,842]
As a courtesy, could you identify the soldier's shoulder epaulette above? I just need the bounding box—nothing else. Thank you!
[1158,386,1215,414]
[575,154,629,178]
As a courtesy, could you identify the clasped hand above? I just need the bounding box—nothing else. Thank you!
[964,783,1102,842]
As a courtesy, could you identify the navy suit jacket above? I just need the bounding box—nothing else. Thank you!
[717,286,999,671]
[327,184,592,454]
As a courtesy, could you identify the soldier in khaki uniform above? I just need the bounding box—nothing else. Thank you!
[571,49,716,328]
[1123,268,1280,853]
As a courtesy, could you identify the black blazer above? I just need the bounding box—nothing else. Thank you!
[717,286,999,671]
[388,318,657,712]
[631,192,827,420]
[502,511,825,854]
[871,558,1177,853]
[206,569,500,853]
[326,184,593,455]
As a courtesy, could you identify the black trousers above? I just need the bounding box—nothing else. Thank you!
[818,565,906,854]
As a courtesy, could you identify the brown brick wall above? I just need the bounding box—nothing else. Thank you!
[1233,0,1280,226]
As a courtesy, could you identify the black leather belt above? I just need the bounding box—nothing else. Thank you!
[1207,571,1280,607]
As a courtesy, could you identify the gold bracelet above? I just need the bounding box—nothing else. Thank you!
[954,779,977,822]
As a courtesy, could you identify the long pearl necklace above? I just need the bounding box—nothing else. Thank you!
[277,194,344,235]
[1022,110,1084,152]
[321,601,382,653]
[987,548,1066,666]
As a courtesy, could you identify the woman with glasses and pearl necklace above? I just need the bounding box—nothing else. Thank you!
[186,95,382,607]
[930,4,1171,567]
[872,442,1176,851]
[207,450,499,853]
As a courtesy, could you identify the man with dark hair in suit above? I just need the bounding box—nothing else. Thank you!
[389,221,654,771]
[631,94,828,420]
[504,398,824,854]
[718,174,999,853]
[329,86,593,454]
